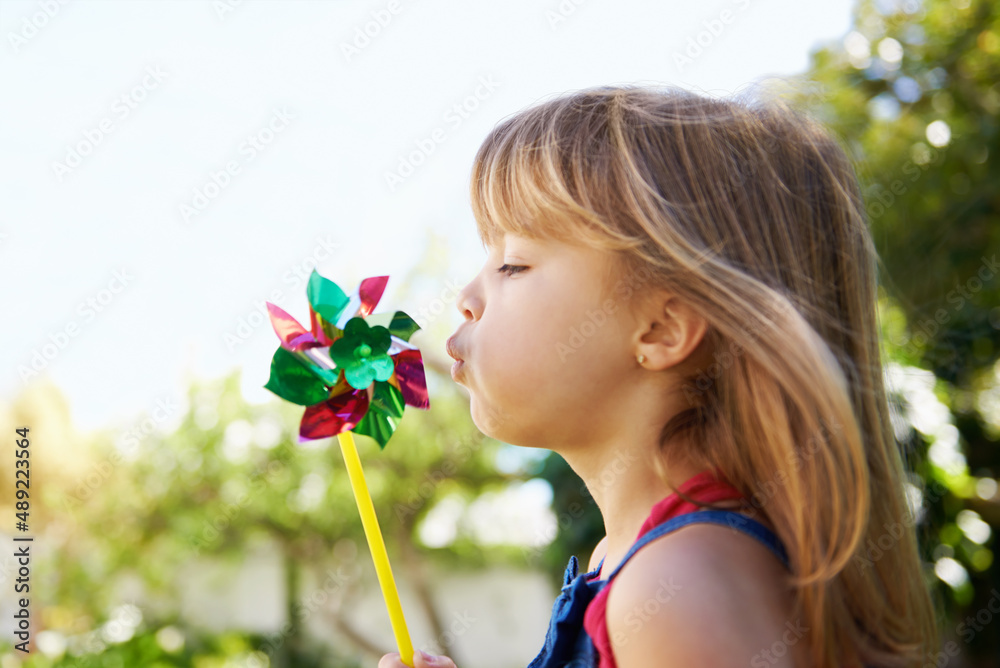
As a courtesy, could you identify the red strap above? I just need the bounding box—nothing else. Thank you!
[635,467,748,539]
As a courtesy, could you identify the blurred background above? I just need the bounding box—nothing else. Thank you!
[1,0,998,666]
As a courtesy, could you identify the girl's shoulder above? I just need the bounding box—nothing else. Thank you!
[603,509,806,666]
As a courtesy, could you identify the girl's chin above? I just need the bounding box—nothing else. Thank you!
[468,396,504,440]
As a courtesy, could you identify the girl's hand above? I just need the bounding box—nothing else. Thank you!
[378,650,457,668]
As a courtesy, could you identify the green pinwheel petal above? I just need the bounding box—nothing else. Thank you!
[370,354,394,382]
[264,346,331,406]
[343,316,367,336]
[371,380,405,419]
[368,325,391,355]
[307,269,350,325]
[330,336,357,371]
[354,409,398,450]
[343,317,391,355]
[345,363,375,390]
[366,311,421,342]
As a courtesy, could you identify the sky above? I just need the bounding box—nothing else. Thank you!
[1,0,859,435]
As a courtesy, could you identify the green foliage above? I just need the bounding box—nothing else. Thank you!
[801,0,1000,386]
[0,626,345,668]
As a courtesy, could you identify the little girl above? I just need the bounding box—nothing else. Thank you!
[380,85,939,668]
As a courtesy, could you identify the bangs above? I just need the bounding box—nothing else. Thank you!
[468,95,639,253]
[469,120,573,249]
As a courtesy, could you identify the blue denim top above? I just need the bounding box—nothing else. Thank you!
[526,509,790,668]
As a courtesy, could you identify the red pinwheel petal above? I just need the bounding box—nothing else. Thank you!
[267,302,319,352]
[392,349,429,409]
[299,389,370,440]
[358,276,389,317]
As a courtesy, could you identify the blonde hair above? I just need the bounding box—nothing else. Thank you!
[468,85,939,668]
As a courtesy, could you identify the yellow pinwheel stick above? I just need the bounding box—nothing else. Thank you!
[337,430,414,668]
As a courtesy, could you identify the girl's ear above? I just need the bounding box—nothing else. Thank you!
[635,295,711,373]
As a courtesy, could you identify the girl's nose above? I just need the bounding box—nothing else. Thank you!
[455,280,481,322]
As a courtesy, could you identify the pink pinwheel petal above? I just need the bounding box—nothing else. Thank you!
[392,349,429,409]
[357,276,389,317]
[299,389,370,440]
[267,302,319,352]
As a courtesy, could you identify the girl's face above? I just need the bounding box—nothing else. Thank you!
[447,233,639,451]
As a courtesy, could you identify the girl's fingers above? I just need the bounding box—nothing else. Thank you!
[414,650,457,668]
[378,652,406,668]
[378,650,457,668]
[378,651,458,668]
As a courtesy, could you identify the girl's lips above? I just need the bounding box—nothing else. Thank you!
[445,335,464,362]
[450,359,465,381]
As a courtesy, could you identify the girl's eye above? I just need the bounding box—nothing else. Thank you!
[497,264,527,277]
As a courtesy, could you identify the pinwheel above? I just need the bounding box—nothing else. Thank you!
[263,269,429,667]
